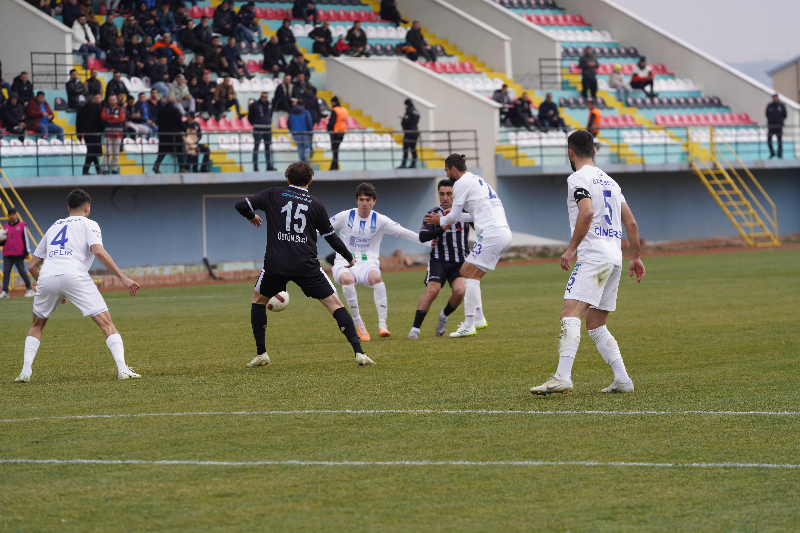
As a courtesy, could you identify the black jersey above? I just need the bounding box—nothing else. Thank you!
[420,205,471,263]
[241,185,336,275]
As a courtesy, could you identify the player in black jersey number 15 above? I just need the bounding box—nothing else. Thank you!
[235,162,375,367]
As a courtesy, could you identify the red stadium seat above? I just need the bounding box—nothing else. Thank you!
[654,114,665,126]
[204,117,219,131]
[358,10,370,22]
[318,116,329,129]
[99,4,106,15]
[346,116,362,129]
[189,6,202,19]
[278,116,288,129]
[452,61,465,74]
[545,14,557,25]
[433,62,445,74]
[275,8,287,19]
[621,63,633,75]
[739,113,755,124]
[240,117,254,132]
[462,61,476,74]
[337,9,348,21]
[229,117,244,130]
[254,7,265,19]
[203,6,214,18]
[528,14,540,24]
[721,112,735,125]
[568,63,580,74]
[564,14,576,26]
[317,8,328,21]
[195,117,208,130]
[573,15,587,26]
[603,114,619,128]
[555,14,567,25]
[217,118,232,131]
[443,62,455,74]
[368,11,380,22]
[264,7,275,19]
[246,59,262,73]
[347,9,359,21]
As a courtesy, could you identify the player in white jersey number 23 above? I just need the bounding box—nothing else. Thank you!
[530,131,645,396]
[13,189,141,383]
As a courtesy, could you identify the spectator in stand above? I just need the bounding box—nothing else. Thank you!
[107,36,134,78]
[167,74,195,116]
[223,37,254,80]
[288,99,313,162]
[630,57,657,98]
[262,35,285,78]
[334,36,350,56]
[182,113,210,173]
[586,98,601,143]
[157,4,177,35]
[579,46,598,99]
[277,19,301,58]
[169,53,187,81]
[153,95,185,173]
[105,0,121,14]
[174,5,190,29]
[302,84,320,125]
[215,74,242,118]
[399,98,419,169]
[0,60,8,91]
[84,68,102,96]
[99,14,120,52]
[608,64,631,105]
[72,15,103,69]
[0,209,35,299]
[309,21,336,58]
[198,72,219,118]
[406,21,435,63]
[766,93,787,159]
[80,0,101,37]
[292,0,317,25]
[125,94,150,137]
[122,14,146,43]
[237,2,263,44]
[141,6,160,40]
[272,74,298,113]
[492,84,512,125]
[194,16,214,47]
[294,73,315,95]
[66,69,88,109]
[76,93,104,174]
[38,0,54,17]
[132,92,156,136]
[189,75,214,118]
[146,89,163,128]
[538,92,567,132]
[1,93,28,140]
[212,1,236,37]
[126,33,151,78]
[101,93,126,174]
[185,54,206,82]
[249,92,276,171]
[152,33,183,63]
[150,56,171,97]
[346,22,369,57]
[380,0,407,27]
[179,20,202,53]
[62,0,82,29]
[11,73,35,105]
[26,92,64,141]
[105,71,129,101]
[134,1,150,25]
[203,36,227,78]
[286,54,311,83]
[510,92,540,131]
[327,95,347,170]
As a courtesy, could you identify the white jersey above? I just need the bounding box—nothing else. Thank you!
[567,165,626,267]
[330,209,423,264]
[33,216,103,281]
[439,172,509,236]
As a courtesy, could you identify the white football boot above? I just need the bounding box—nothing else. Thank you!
[0,291,9,298]
[355,353,376,366]
[435,311,448,337]
[449,323,477,338]
[24,289,35,297]
[14,372,31,383]
[118,368,141,380]
[601,380,634,393]
[530,375,574,395]
[407,328,420,339]
[247,353,271,367]
[475,317,488,330]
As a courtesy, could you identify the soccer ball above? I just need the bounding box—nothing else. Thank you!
[267,291,290,312]
[0,227,6,245]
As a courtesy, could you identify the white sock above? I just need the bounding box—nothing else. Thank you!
[555,317,582,381]
[588,325,630,383]
[464,279,481,329]
[106,333,128,372]
[410,327,420,334]
[22,336,40,375]
[372,282,388,328]
[341,284,362,325]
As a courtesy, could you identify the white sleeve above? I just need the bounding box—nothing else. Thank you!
[33,231,47,259]
[440,182,467,226]
[382,216,425,245]
[86,221,103,248]
[457,210,474,223]
[567,173,591,202]
[329,210,347,231]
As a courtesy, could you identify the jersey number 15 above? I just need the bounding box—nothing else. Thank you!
[281,201,308,233]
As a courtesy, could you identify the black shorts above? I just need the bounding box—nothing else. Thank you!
[255,268,336,300]
[424,260,463,287]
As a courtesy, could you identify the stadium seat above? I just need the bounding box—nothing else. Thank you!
[278,116,289,129]
[317,8,328,21]
[189,6,202,19]
[345,116,362,130]
[203,6,214,18]
[204,117,219,132]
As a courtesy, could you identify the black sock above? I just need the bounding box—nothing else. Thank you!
[413,310,427,329]
[251,303,267,355]
[443,303,458,316]
[333,307,363,354]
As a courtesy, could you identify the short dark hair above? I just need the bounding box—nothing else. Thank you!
[568,130,595,159]
[69,69,77,74]
[437,179,454,190]
[36,91,45,97]
[6,208,18,216]
[355,182,377,200]
[286,161,314,187]
[67,189,92,210]
[444,153,467,172]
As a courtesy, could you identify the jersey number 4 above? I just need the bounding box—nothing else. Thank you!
[281,201,308,233]
[50,225,69,249]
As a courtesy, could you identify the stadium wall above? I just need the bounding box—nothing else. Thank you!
[0,0,72,82]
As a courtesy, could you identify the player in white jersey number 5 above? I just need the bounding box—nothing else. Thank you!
[14,189,141,383]
[424,154,512,338]
[329,182,429,340]
[531,131,645,395]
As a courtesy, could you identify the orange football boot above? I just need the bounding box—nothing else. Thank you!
[379,327,391,338]
[356,323,371,342]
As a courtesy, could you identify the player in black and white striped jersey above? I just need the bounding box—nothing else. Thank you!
[408,179,475,339]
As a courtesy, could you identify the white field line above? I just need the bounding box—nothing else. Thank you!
[2,409,800,424]
[1,458,799,469]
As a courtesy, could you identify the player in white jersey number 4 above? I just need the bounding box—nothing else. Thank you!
[329,182,429,340]
[424,154,512,338]
[14,189,141,383]
[530,131,645,395]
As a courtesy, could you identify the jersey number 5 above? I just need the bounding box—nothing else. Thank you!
[281,201,309,233]
[50,225,69,249]
[603,190,613,226]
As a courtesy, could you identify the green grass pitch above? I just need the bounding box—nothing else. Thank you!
[1,249,799,532]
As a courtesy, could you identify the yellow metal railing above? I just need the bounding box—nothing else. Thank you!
[0,166,45,291]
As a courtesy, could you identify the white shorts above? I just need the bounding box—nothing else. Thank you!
[332,259,381,288]
[33,274,108,319]
[564,261,622,312]
[466,226,512,272]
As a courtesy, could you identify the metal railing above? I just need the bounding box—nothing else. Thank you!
[30,52,87,90]
[538,58,565,91]
[0,129,479,176]
[498,125,800,168]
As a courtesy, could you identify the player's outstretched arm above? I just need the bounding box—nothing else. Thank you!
[386,222,431,246]
[561,198,593,271]
[235,198,262,227]
[621,202,645,283]
[90,244,140,297]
